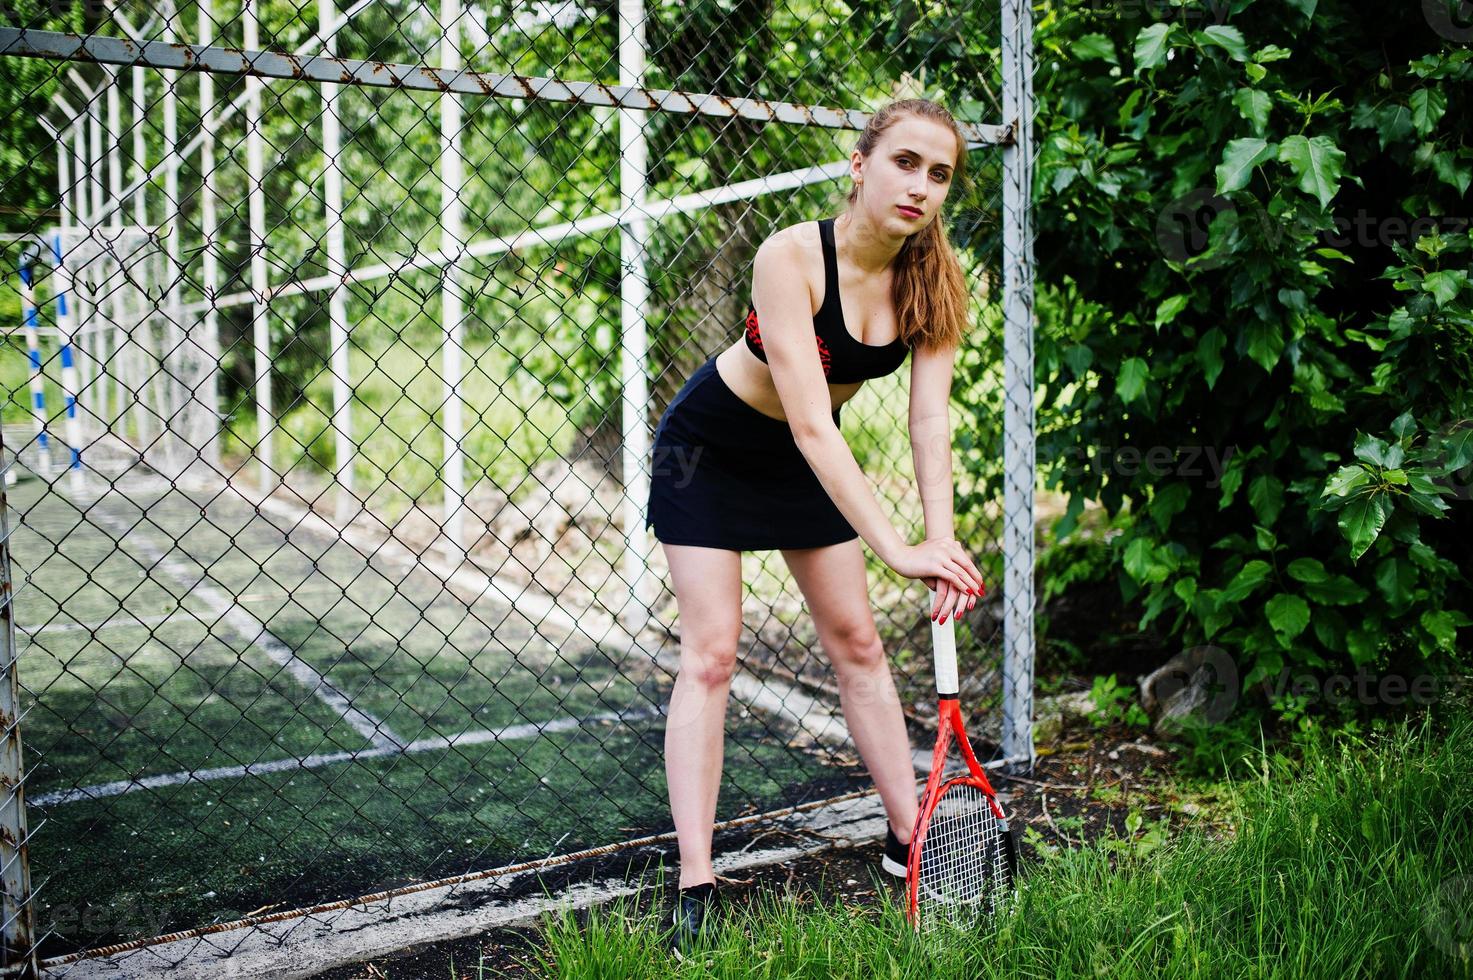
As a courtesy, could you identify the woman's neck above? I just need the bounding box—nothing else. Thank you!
[835,209,906,275]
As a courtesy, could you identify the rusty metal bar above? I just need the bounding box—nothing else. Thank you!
[0,28,1012,147]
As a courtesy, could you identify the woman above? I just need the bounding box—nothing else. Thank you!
[644,98,988,947]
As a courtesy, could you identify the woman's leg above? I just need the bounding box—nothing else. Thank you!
[661,541,744,889]
[781,538,919,842]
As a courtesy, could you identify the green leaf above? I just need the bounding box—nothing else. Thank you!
[1072,33,1118,64]
[1339,495,1389,561]
[1390,410,1417,441]
[1304,575,1369,606]
[1064,344,1094,376]
[1197,328,1227,390]
[1118,357,1150,404]
[1266,594,1311,641]
[1222,559,1273,603]
[1346,628,1380,667]
[1155,294,1189,327]
[1248,474,1285,525]
[1409,88,1448,136]
[1215,137,1277,195]
[1123,537,1153,582]
[1287,558,1329,584]
[1442,425,1473,471]
[1353,433,1393,467]
[1323,465,1371,498]
[1423,270,1467,307]
[1150,482,1191,531]
[1245,320,1285,372]
[1232,88,1272,134]
[1134,23,1174,73]
[1196,25,1249,62]
[1420,609,1457,650]
[1277,134,1347,208]
[1252,45,1293,64]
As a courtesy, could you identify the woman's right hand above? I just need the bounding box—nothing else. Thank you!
[887,538,987,622]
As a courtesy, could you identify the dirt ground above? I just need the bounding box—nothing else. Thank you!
[305,714,1228,980]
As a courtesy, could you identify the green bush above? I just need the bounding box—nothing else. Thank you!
[1022,0,1472,712]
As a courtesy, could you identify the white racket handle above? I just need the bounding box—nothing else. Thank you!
[928,585,959,697]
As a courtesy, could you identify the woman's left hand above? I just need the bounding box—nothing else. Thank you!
[922,575,978,624]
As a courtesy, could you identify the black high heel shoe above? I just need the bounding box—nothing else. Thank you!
[669,881,722,954]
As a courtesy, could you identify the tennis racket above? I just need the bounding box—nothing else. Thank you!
[906,585,1018,932]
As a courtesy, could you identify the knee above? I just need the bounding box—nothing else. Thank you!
[679,639,739,689]
[826,621,886,673]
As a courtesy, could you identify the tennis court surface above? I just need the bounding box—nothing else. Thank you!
[6,454,858,957]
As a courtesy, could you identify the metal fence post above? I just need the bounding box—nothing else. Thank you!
[1001,0,1039,774]
[0,427,40,978]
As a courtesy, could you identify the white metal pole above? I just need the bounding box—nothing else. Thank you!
[320,0,355,517]
[197,0,222,474]
[439,0,467,564]
[162,0,184,477]
[105,65,123,435]
[129,60,154,454]
[51,234,84,490]
[68,118,95,443]
[1000,0,1038,773]
[617,0,654,635]
[87,79,103,222]
[243,1,275,489]
[83,76,104,432]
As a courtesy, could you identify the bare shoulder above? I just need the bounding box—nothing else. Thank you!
[753,220,823,300]
[759,218,823,254]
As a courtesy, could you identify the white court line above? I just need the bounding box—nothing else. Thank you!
[236,483,854,748]
[28,705,663,808]
[83,504,407,753]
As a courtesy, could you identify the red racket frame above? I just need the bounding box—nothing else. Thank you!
[905,695,1009,925]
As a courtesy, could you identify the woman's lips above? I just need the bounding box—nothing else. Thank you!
[897,205,922,218]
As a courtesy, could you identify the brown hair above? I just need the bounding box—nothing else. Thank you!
[843,98,972,353]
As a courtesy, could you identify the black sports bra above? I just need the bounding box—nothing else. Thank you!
[743,217,910,384]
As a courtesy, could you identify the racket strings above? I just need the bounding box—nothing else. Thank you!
[916,781,1011,931]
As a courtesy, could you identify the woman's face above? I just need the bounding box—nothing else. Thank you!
[853,116,960,238]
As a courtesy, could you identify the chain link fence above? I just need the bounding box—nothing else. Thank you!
[0,0,1036,971]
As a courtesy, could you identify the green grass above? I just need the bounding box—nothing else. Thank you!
[530,705,1473,978]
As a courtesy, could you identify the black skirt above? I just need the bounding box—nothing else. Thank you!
[644,356,859,551]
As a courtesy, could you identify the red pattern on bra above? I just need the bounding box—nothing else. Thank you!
[746,307,833,378]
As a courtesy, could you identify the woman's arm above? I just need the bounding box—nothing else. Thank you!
[750,235,908,566]
[907,340,958,540]
[907,339,982,621]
